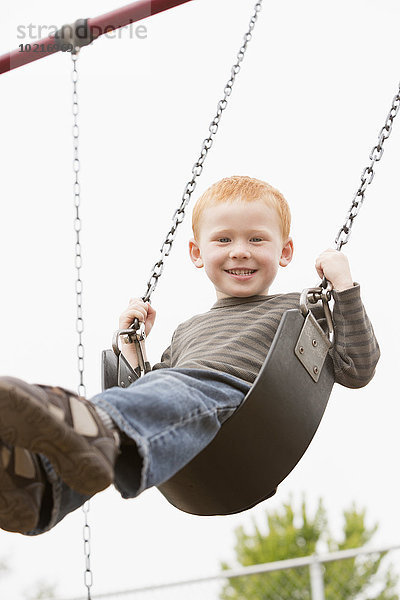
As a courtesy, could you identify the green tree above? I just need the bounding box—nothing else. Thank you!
[220,498,399,600]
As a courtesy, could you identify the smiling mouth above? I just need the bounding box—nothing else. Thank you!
[225,269,257,278]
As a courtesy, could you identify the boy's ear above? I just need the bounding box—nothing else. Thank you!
[279,237,294,267]
[189,238,204,268]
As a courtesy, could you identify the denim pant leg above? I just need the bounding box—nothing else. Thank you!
[25,455,90,536]
[92,368,251,498]
[28,367,250,535]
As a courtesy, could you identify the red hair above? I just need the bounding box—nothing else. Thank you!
[192,176,291,242]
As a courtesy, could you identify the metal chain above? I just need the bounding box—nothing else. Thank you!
[71,49,93,600]
[83,501,93,599]
[72,50,86,398]
[141,0,264,304]
[335,80,400,250]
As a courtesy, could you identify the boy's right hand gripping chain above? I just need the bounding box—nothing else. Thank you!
[112,321,151,386]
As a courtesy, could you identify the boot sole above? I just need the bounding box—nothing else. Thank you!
[0,377,113,496]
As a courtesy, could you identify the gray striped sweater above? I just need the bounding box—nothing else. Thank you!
[152,283,380,388]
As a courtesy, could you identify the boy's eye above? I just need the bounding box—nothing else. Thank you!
[218,238,230,243]
[251,237,263,242]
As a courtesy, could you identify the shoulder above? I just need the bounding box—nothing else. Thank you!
[257,292,301,310]
[267,292,300,303]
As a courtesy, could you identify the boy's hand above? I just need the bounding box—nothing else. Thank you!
[119,298,157,337]
[315,249,354,292]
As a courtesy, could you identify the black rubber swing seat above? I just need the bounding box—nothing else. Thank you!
[102,306,335,516]
[157,308,335,516]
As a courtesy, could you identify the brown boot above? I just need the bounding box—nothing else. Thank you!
[0,377,119,497]
[0,441,46,534]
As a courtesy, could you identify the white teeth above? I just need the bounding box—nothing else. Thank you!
[227,269,255,275]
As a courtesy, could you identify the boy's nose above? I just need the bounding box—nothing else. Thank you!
[229,245,251,259]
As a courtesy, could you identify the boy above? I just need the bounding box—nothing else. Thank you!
[0,176,379,535]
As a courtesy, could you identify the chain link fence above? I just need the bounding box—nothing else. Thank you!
[61,544,400,600]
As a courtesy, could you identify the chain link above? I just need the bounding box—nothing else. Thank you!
[141,0,264,304]
[335,80,400,250]
[71,49,93,600]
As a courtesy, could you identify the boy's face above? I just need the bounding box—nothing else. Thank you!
[189,199,293,300]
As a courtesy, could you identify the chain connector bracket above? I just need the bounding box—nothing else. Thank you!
[112,322,150,375]
[54,19,94,53]
[300,284,334,337]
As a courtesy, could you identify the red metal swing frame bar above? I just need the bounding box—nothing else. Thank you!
[0,0,194,75]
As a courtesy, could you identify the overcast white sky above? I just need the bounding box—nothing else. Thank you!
[1,0,400,598]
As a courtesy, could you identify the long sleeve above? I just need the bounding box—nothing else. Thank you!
[329,284,380,388]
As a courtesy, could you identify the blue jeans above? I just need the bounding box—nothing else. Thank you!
[32,368,251,535]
